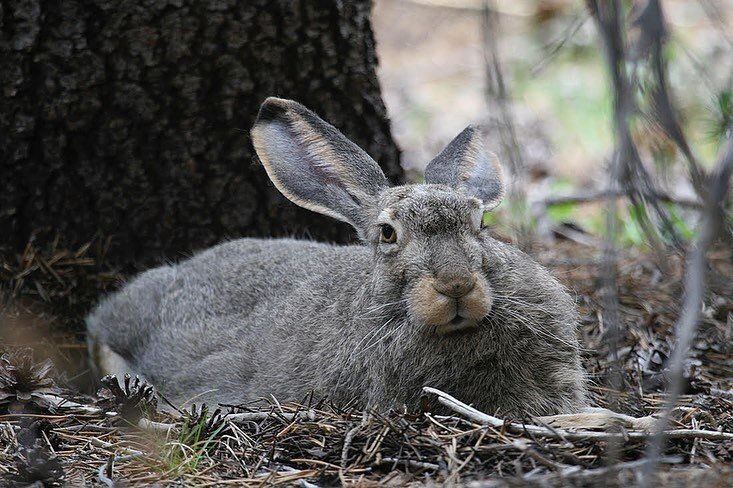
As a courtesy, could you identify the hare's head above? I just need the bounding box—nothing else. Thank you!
[251,98,505,335]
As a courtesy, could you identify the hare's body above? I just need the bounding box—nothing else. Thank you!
[88,235,584,414]
[87,98,588,415]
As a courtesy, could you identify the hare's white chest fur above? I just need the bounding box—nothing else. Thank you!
[87,98,587,415]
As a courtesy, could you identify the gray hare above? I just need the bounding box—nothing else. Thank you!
[86,97,588,416]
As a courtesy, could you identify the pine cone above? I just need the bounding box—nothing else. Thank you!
[97,374,158,422]
[0,349,60,415]
[181,404,229,449]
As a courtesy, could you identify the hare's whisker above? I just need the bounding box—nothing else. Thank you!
[356,299,407,320]
[363,321,403,353]
[492,295,592,352]
[333,317,397,394]
[492,295,559,316]
[492,306,580,351]
[355,317,395,353]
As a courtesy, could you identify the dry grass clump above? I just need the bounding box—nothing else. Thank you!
[0,236,118,332]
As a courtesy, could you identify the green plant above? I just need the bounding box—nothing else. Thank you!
[153,405,230,476]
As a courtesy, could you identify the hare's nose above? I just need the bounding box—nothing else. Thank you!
[433,271,476,299]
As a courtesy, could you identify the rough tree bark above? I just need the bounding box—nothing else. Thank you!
[0,0,402,269]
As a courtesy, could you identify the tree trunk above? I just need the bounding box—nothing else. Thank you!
[0,0,402,269]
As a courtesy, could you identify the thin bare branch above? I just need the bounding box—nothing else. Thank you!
[540,188,702,209]
[642,138,733,483]
[634,0,707,196]
[482,1,531,247]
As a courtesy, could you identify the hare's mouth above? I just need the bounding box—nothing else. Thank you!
[435,315,478,335]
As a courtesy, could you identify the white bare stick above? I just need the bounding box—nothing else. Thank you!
[378,457,440,471]
[36,393,103,414]
[422,387,733,442]
[535,406,697,431]
[136,418,176,435]
[90,436,144,457]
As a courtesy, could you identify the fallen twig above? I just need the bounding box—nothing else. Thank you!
[378,457,440,471]
[422,387,733,442]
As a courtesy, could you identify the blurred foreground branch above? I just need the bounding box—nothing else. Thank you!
[585,0,732,475]
[540,188,702,209]
[588,0,703,251]
[633,0,708,197]
[482,1,531,247]
[642,139,733,483]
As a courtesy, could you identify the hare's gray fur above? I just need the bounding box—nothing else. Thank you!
[87,98,588,415]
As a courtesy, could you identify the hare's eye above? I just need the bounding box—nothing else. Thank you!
[380,224,397,244]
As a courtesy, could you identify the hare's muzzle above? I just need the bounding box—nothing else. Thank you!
[408,272,492,335]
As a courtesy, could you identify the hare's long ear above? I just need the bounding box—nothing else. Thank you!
[424,125,505,210]
[251,97,389,235]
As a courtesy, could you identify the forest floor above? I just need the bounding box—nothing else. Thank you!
[3,2,731,486]
[1,237,732,487]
